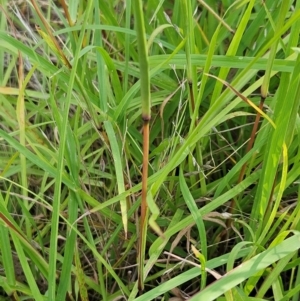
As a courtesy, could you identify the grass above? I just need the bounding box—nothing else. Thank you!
[1,0,300,300]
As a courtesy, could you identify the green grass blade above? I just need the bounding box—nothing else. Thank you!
[103,120,127,235]
[0,225,16,287]
[190,232,300,301]
[179,167,207,288]
[47,0,94,298]
[10,232,44,301]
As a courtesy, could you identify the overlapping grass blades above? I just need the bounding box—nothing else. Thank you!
[0,1,300,300]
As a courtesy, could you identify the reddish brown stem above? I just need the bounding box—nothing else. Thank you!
[229,97,265,215]
[30,0,72,69]
[140,121,149,231]
[59,0,74,26]
[138,120,150,291]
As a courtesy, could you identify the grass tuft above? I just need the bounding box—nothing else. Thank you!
[0,1,300,300]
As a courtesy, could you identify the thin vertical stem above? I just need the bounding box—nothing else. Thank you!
[228,97,264,216]
[133,0,151,292]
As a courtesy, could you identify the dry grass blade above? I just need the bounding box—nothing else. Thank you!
[205,73,276,128]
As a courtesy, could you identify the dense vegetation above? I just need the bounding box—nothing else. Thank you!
[1,0,300,300]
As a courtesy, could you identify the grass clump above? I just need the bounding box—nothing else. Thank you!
[1,0,300,300]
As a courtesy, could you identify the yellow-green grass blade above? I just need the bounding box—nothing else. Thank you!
[103,120,127,236]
